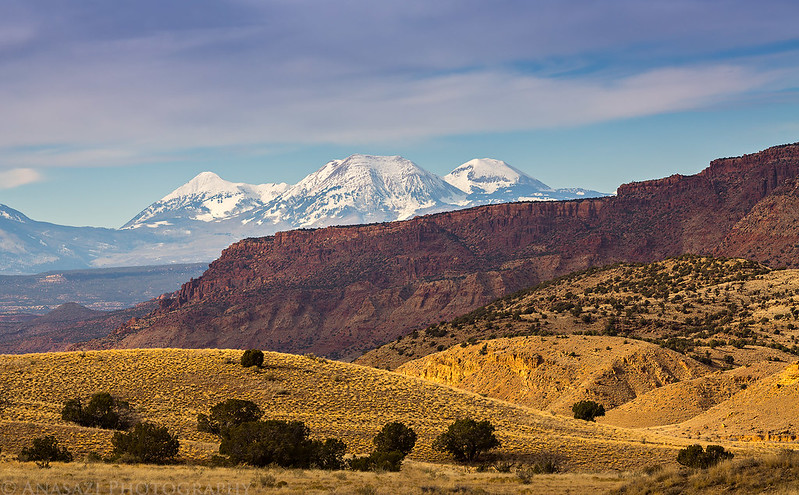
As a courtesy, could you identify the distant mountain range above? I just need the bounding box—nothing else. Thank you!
[0,155,606,274]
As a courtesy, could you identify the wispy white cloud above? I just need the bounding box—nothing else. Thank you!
[0,0,796,170]
[0,168,43,189]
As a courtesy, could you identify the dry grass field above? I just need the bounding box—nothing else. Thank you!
[394,333,799,445]
[611,450,799,494]
[0,459,634,494]
[0,348,704,472]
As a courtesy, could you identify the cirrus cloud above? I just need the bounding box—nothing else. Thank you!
[0,168,43,189]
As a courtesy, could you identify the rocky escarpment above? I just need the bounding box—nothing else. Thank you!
[92,143,799,359]
[714,177,799,267]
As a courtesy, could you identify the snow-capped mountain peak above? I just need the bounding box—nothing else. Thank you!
[259,154,468,227]
[444,158,550,195]
[123,172,288,229]
[162,171,236,201]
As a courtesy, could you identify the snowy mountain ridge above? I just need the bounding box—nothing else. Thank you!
[0,154,607,273]
[130,154,604,230]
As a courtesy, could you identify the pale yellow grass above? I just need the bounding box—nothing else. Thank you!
[1,348,692,471]
[0,459,629,495]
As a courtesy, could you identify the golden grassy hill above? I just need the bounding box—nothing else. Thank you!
[662,361,799,442]
[612,450,799,495]
[395,335,711,416]
[601,361,788,428]
[0,348,703,472]
[357,256,799,371]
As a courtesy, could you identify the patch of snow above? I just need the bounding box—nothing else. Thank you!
[444,158,550,195]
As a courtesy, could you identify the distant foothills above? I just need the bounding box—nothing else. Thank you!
[0,155,606,275]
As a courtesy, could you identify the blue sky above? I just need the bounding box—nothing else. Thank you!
[1,0,798,227]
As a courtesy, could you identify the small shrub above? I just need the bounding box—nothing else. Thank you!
[528,452,563,473]
[111,422,180,464]
[241,349,264,368]
[516,466,535,484]
[676,444,734,469]
[572,400,605,422]
[18,435,73,468]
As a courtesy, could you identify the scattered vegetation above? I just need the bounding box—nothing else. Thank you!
[615,450,799,494]
[0,348,718,471]
[367,255,799,370]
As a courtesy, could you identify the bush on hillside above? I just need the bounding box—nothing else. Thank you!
[197,399,263,437]
[219,420,346,469]
[432,418,500,463]
[18,435,73,468]
[373,421,417,456]
[240,349,264,368]
[111,422,180,464]
[61,392,132,430]
[572,400,605,422]
[676,444,734,469]
[349,422,417,472]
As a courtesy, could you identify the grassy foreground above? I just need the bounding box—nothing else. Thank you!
[0,348,694,471]
[611,450,799,494]
[0,460,632,495]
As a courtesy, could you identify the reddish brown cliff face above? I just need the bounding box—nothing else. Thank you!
[97,143,799,360]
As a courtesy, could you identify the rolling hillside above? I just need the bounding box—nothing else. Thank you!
[0,348,701,472]
[395,335,712,415]
[358,256,799,370]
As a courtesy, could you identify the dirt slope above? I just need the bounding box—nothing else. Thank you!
[396,335,711,415]
[664,361,799,442]
[601,360,788,428]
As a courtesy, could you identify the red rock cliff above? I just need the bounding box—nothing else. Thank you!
[100,143,799,359]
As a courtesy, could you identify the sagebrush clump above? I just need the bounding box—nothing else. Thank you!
[240,349,264,368]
